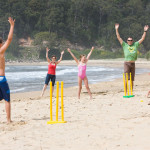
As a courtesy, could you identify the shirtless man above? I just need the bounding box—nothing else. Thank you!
[0,17,15,123]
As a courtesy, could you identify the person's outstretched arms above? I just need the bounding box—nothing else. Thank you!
[67,48,79,65]
[138,25,149,44]
[86,46,94,62]
[56,50,64,65]
[0,17,15,54]
[115,23,123,45]
[46,47,51,63]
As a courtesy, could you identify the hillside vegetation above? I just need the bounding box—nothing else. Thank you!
[0,0,150,61]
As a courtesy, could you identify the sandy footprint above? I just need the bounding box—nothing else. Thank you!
[1,120,27,131]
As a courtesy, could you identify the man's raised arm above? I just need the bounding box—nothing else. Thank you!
[115,23,123,45]
[0,17,15,53]
[138,25,149,44]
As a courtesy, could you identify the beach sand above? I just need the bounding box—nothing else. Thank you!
[0,60,150,150]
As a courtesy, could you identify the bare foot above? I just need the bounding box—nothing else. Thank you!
[147,91,150,98]
[7,120,12,124]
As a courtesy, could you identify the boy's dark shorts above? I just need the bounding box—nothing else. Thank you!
[0,76,10,102]
[45,74,56,86]
[124,62,135,81]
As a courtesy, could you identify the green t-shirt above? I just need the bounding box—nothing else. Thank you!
[122,41,140,61]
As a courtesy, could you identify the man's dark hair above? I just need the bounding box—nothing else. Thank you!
[0,37,3,44]
[127,37,133,40]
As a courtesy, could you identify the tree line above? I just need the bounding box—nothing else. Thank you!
[0,0,150,60]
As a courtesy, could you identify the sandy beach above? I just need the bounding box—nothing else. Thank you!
[0,60,150,150]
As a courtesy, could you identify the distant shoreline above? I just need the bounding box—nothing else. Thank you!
[6,58,150,68]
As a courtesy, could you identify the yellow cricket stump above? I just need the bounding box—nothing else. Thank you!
[50,81,52,121]
[56,81,59,121]
[126,73,129,96]
[47,81,67,124]
[123,72,134,98]
[123,73,126,96]
[130,72,133,95]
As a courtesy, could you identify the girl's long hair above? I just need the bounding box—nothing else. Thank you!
[79,54,86,61]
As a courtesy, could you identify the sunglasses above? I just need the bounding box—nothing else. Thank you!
[127,40,133,41]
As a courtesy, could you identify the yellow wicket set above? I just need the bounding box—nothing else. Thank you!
[47,81,67,124]
[123,72,134,98]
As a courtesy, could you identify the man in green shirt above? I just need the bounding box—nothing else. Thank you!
[115,23,149,90]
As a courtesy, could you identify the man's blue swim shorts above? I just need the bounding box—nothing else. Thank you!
[0,76,10,102]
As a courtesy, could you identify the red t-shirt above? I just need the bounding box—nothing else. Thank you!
[48,63,56,75]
